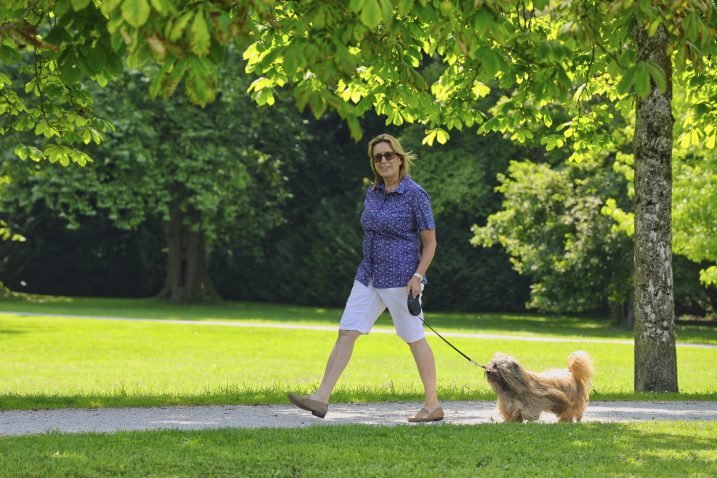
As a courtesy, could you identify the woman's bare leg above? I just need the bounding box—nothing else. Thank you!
[310,330,362,403]
[408,338,440,410]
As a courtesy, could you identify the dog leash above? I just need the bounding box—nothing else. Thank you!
[418,315,486,369]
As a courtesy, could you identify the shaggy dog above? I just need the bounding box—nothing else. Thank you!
[484,351,594,423]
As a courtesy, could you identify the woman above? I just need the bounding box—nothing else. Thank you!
[288,133,442,423]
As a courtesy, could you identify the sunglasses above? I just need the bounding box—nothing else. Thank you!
[373,151,400,163]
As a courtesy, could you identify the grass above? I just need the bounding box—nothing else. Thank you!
[1,296,716,409]
[1,422,716,477]
[1,294,716,343]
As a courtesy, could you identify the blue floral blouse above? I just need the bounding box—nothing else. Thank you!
[355,174,435,288]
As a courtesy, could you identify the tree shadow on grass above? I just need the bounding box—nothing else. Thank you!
[542,422,717,476]
[1,422,714,477]
[239,422,717,477]
[0,328,26,335]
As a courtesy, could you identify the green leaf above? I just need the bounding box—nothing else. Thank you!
[541,134,564,151]
[150,0,174,15]
[27,146,44,162]
[646,62,666,93]
[677,131,690,148]
[35,121,59,138]
[422,129,437,146]
[360,0,381,30]
[126,41,151,68]
[472,9,493,34]
[647,18,661,36]
[689,129,701,146]
[435,128,449,144]
[700,266,717,287]
[308,93,326,119]
[24,78,37,94]
[190,11,211,57]
[147,35,166,61]
[479,48,499,80]
[149,63,168,98]
[44,144,71,166]
[184,58,217,106]
[348,0,365,13]
[616,65,637,96]
[122,0,151,28]
[106,53,124,76]
[161,60,187,99]
[71,0,91,11]
[208,34,225,64]
[572,83,587,102]
[169,11,194,41]
[254,87,275,106]
[397,0,414,15]
[0,73,11,89]
[55,0,72,16]
[633,66,650,98]
[472,81,490,98]
[347,116,363,141]
[85,45,110,76]
[14,145,28,160]
[89,128,103,144]
[312,7,326,28]
[71,150,91,167]
[378,0,393,26]
[101,0,124,15]
[293,82,311,111]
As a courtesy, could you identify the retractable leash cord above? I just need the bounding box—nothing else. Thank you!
[418,315,486,369]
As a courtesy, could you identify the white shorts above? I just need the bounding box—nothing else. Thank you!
[339,280,425,343]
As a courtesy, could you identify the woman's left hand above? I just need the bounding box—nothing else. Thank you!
[407,276,422,298]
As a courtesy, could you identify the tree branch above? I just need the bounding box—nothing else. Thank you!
[0,0,39,33]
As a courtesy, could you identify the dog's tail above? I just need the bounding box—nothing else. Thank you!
[568,351,594,386]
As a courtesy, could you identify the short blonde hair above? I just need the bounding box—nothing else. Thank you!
[368,134,416,186]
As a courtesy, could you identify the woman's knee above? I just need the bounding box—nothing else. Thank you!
[407,337,428,350]
[338,329,363,341]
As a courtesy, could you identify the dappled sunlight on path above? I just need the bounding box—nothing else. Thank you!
[2,401,717,436]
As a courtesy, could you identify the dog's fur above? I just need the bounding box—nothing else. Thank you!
[484,351,593,423]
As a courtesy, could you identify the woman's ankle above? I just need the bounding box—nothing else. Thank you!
[310,392,330,404]
[424,400,440,411]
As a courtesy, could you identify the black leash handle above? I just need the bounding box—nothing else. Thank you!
[419,315,486,369]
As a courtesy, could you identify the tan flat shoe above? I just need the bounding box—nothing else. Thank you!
[408,406,444,423]
[287,392,329,418]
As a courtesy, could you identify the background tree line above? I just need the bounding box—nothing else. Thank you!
[1,63,715,318]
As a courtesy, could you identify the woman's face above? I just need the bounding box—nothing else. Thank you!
[372,141,402,182]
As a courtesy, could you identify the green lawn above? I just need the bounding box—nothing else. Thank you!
[2,295,716,343]
[2,422,716,477]
[1,296,716,409]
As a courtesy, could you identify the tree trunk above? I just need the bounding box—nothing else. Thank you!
[632,25,678,392]
[611,291,635,329]
[0,281,11,297]
[158,196,219,304]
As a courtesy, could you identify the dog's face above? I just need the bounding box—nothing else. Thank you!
[484,353,527,393]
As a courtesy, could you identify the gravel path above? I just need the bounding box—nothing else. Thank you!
[2,401,717,436]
